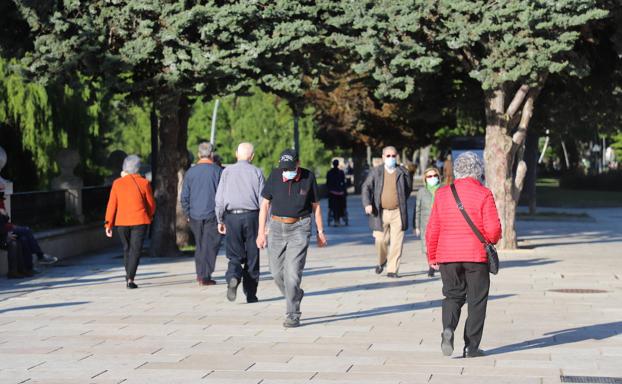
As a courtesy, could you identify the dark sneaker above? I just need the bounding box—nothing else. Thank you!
[200,278,216,286]
[283,317,300,328]
[126,282,138,289]
[375,261,387,275]
[387,272,399,278]
[227,277,239,302]
[246,296,259,303]
[463,347,485,358]
[441,328,454,356]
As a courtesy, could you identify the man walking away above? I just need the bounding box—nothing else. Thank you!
[326,159,347,226]
[215,142,265,303]
[181,142,223,286]
[362,146,413,278]
[256,149,327,328]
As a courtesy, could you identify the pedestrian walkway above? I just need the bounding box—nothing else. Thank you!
[0,196,621,384]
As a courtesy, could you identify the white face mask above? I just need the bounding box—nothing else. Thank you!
[426,176,439,186]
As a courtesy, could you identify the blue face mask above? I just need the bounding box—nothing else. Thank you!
[384,157,397,169]
[282,170,297,180]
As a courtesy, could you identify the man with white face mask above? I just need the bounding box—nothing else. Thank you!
[257,148,327,328]
[362,146,413,278]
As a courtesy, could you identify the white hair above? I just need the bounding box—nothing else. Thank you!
[382,146,397,155]
[198,142,214,159]
[453,152,484,180]
[236,142,254,161]
[122,155,141,174]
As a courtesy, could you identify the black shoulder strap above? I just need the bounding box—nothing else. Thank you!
[450,183,487,244]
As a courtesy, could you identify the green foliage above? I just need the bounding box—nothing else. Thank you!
[188,89,335,177]
[437,0,608,89]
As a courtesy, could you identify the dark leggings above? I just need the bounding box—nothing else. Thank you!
[117,225,147,280]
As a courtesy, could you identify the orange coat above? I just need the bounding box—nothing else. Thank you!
[105,174,156,229]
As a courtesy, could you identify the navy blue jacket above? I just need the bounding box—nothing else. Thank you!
[180,162,222,220]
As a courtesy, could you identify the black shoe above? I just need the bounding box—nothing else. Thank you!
[227,277,239,302]
[246,296,259,303]
[126,282,138,289]
[463,347,485,358]
[387,272,399,278]
[427,267,435,277]
[375,261,387,274]
[441,328,454,356]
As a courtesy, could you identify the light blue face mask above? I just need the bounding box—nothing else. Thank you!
[384,157,397,169]
[282,170,297,180]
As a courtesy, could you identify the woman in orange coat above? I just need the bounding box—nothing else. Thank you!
[105,155,156,289]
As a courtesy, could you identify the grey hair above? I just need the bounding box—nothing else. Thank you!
[453,151,484,180]
[382,146,397,155]
[198,142,214,159]
[122,155,141,174]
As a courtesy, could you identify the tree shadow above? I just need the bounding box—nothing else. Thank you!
[499,258,559,269]
[302,294,514,326]
[0,301,90,314]
[485,321,622,355]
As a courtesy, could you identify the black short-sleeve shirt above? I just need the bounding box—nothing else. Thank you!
[262,168,319,218]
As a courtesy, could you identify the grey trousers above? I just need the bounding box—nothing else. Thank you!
[268,216,311,320]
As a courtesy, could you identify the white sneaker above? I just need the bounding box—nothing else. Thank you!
[38,254,58,265]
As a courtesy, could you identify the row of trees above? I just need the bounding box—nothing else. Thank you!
[1,1,620,252]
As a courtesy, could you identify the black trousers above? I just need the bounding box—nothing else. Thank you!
[439,262,490,350]
[189,217,222,280]
[224,211,260,299]
[117,225,147,280]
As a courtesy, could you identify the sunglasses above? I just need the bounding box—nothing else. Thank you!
[385,154,397,158]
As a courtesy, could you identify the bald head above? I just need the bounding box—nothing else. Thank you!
[236,142,255,161]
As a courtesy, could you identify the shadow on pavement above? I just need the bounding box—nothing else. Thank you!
[0,301,90,314]
[500,258,559,269]
[302,294,515,326]
[485,321,622,355]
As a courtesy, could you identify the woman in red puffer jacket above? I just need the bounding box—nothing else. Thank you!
[425,151,501,359]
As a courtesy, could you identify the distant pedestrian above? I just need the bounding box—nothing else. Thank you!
[326,159,347,226]
[215,143,265,303]
[362,146,413,278]
[181,142,223,287]
[426,152,501,358]
[256,149,327,328]
[414,167,441,277]
[105,155,156,289]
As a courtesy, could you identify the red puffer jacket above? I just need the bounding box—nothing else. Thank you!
[425,177,501,264]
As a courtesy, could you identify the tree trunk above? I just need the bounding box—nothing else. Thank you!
[484,82,541,249]
[150,103,158,183]
[175,96,191,248]
[352,143,367,194]
[150,91,189,257]
[484,88,517,249]
[521,130,539,215]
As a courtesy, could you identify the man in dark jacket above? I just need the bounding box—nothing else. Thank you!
[181,142,223,286]
[326,159,347,226]
[362,146,412,278]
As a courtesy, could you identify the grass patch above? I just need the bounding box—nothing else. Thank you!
[534,185,622,208]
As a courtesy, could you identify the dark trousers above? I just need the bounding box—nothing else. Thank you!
[117,225,147,280]
[7,238,33,274]
[189,217,222,280]
[13,226,43,257]
[439,262,490,350]
[224,211,260,299]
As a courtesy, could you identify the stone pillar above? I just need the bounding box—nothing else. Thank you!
[51,149,84,224]
[0,146,13,217]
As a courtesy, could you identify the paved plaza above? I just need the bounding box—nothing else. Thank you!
[0,196,621,384]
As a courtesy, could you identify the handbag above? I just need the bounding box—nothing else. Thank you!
[450,184,499,275]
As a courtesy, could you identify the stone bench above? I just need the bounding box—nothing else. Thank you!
[0,223,116,277]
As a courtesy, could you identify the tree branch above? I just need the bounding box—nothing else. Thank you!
[505,84,529,119]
